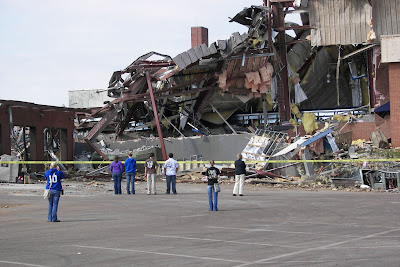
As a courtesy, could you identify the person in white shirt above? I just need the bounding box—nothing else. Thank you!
[163,153,179,194]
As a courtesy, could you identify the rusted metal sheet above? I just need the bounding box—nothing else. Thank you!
[372,0,400,40]
[309,0,372,46]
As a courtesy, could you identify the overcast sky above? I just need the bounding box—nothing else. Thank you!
[0,0,298,107]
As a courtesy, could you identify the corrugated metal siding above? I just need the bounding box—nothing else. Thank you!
[309,0,372,46]
[372,0,400,40]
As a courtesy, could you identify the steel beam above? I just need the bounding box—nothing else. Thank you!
[367,49,376,108]
[132,86,216,103]
[84,139,108,160]
[210,103,237,134]
[262,95,268,130]
[273,3,291,121]
[286,28,308,52]
[84,107,118,160]
[297,47,322,74]
[92,77,209,117]
[285,39,310,46]
[275,25,311,31]
[266,0,273,52]
[342,44,375,60]
[162,114,185,137]
[116,103,137,137]
[122,67,145,87]
[146,71,168,161]
[194,88,215,119]
[86,108,118,141]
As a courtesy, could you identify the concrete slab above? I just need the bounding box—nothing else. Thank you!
[1,183,399,266]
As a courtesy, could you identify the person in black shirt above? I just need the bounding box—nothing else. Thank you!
[202,160,220,211]
[233,154,246,196]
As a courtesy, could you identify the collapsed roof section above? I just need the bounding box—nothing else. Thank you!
[81,1,382,160]
[81,4,285,160]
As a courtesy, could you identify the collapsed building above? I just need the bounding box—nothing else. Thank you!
[2,0,400,188]
[73,1,396,149]
[0,100,80,180]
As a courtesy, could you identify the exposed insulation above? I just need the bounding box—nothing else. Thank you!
[302,113,318,134]
[291,103,301,119]
[266,94,273,106]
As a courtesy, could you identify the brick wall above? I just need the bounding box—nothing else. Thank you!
[340,122,376,141]
[375,114,391,139]
[390,63,400,147]
[376,59,390,100]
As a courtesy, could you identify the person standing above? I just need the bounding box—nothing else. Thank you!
[233,154,246,196]
[164,153,179,194]
[124,152,137,194]
[202,160,220,211]
[45,162,65,222]
[110,155,123,194]
[145,153,158,195]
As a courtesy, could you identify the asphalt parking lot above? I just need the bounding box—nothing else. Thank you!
[1,182,400,266]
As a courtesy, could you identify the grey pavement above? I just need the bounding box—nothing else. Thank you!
[1,182,400,266]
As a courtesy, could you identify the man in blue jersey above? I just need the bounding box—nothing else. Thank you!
[124,151,137,194]
[45,162,65,222]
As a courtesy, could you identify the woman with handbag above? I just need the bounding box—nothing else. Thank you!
[202,160,220,211]
[44,162,65,222]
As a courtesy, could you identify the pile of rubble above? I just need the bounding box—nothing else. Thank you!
[218,111,400,192]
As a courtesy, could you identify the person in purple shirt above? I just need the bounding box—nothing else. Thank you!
[110,155,124,194]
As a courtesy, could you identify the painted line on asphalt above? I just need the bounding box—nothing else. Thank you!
[324,245,400,249]
[0,260,52,267]
[256,220,400,229]
[232,228,400,267]
[70,245,249,264]
[146,234,300,248]
[266,258,371,264]
[206,226,361,238]
[180,214,207,218]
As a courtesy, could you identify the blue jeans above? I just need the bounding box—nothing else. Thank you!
[207,185,218,211]
[48,189,61,221]
[166,175,176,194]
[126,172,136,194]
[113,173,122,194]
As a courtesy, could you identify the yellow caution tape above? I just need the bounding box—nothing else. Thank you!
[0,159,399,164]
